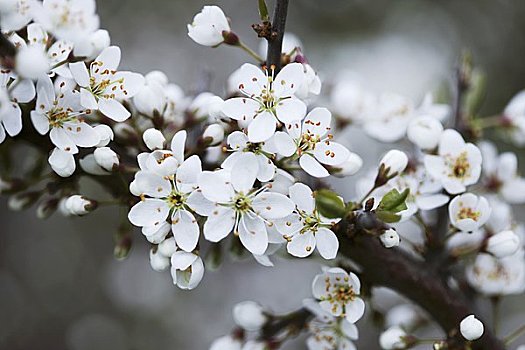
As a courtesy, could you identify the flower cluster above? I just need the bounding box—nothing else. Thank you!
[2,2,525,350]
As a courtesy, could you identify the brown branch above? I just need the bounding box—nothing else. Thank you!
[266,0,289,71]
[336,216,505,350]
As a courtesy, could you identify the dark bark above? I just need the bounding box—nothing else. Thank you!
[266,0,289,71]
[337,220,505,350]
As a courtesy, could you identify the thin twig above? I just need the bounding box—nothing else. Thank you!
[266,0,289,71]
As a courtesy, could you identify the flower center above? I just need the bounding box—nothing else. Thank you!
[233,194,252,213]
[46,106,77,128]
[320,276,355,315]
[457,207,480,221]
[167,191,186,210]
[449,152,470,179]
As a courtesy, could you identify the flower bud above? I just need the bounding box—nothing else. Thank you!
[158,237,177,257]
[407,116,443,150]
[233,301,267,331]
[49,148,76,177]
[385,304,423,330]
[460,315,484,341]
[145,70,169,86]
[149,248,170,272]
[142,128,166,151]
[210,335,243,350]
[94,147,119,172]
[379,326,408,349]
[380,228,400,248]
[36,198,59,219]
[203,124,225,146]
[65,195,97,216]
[94,124,114,147]
[8,191,40,211]
[485,230,520,258]
[133,82,166,116]
[79,154,109,176]
[380,150,408,177]
[187,6,231,47]
[74,29,111,59]
[16,46,50,80]
[330,153,363,178]
[113,123,138,142]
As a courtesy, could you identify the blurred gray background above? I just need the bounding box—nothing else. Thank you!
[2,0,525,349]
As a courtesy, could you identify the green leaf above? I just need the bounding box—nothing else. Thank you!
[315,189,346,219]
[258,0,270,21]
[376,210,402,224]
[378,188,409,213]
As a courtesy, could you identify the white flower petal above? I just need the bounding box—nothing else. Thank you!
[252,192,295,219]
[203,206,235,242]
[287,231,316,257]
[98,98,130,122]
[172,210,200,252]
[128,199,170,227]
[238,215,268,255]
[275,97,307,124]
[299,154,329,178]
[316,227,339,260]
[248,111,276,143]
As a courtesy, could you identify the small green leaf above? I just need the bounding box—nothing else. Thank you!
[315,189,346,219]
[378,188,409,213]
[258,0,270,21]
[376,210,402,223]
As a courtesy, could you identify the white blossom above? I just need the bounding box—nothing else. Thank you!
[222,63,306,143]
[170,250,204,290]
[275,108,352,178]
[425,129,482,194]
[70,46,144,122]
[199,153,294,255]
[222,131,276,182]
[304,298,359,350]
[407,115,443,150]
[312,268,365,323]
[479,141,525,204]
[32,76,99,152]
[187,5,231,47]
[275,183,340,259]
[460,315,484,341]
[33,0,100,43]
[466,251,525,295]
[0,0,34,31]
[128,134,212,252]
[448,193,491,232]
